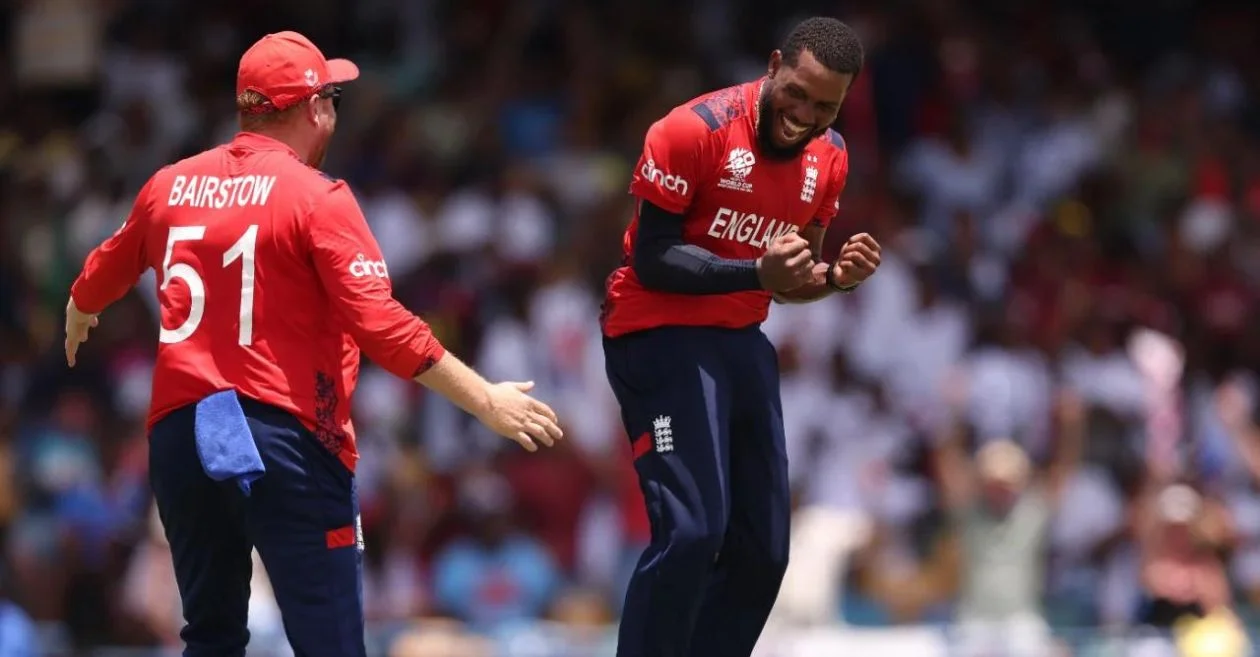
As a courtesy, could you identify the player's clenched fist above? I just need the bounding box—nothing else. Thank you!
[477,381,565,452]
[756,232,815,292]
[833,232,881,288]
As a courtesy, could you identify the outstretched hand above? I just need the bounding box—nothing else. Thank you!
[65,298,99,368]
[478,381,565,452]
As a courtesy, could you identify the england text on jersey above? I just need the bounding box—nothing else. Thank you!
[601,79,850,337]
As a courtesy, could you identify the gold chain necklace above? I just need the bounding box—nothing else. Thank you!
[754,79,766,131]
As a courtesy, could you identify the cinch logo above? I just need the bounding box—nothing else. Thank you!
[348,254,389,278]
[706,207,800,248]
[640,159,689,196]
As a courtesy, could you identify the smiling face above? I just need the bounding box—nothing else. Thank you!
[757,48,853,160]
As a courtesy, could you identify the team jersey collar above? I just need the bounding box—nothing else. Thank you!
[746,77,766,131]
[230,131,302,161]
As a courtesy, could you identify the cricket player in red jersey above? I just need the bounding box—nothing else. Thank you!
[63,31,562,657]
[601,18,882,656]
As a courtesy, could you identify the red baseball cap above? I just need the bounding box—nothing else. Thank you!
[236,31,359,111]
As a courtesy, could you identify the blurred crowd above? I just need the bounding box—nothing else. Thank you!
[3,0,1260,655]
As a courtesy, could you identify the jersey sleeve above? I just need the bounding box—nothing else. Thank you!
[627,110,717,215]
[307,182,446,379]
[813,150,850,229]
[70,176,157,314]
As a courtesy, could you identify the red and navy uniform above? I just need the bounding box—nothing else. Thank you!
[72,131,444,474]
[602,79,850,657]
[68,32,408,657]
[602,78,848,337]
[72,130,425,656]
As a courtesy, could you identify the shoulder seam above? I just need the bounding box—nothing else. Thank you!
[297,174,351,249]
[686,84,750,133]
[826,129,846,151]
[690,102,723,132]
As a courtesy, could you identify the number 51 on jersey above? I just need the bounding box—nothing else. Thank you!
[160,225,259,346]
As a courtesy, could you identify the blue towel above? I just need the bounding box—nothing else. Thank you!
[194,390,265,495]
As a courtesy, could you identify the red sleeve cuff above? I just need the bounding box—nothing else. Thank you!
[392,334,446,379]
[412,342,447,377]
[629,183,688,215]
[69,280,105,315]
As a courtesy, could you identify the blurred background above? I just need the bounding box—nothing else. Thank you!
[3,0,1260,655]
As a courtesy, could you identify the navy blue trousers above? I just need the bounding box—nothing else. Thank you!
[148,396,364,657]
[604,325,791,657]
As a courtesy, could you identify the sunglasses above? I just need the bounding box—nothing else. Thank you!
[319,85,342,111]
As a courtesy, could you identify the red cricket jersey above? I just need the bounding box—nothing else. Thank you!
[601,79,850,338]
[70,132,446,472]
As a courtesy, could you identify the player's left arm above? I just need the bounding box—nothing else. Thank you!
[307,183,448,380]
[773,156,880,304]
[65,176,157,366]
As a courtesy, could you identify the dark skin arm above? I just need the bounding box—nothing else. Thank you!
[773,220,881,303]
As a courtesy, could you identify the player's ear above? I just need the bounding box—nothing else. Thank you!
[768,50,783,78]
[305,94,323,126]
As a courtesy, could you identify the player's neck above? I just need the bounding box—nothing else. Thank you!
[240,125,316,165]
[753,79,767,134]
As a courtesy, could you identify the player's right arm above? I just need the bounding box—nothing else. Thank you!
[70,177,158,313]
[65,175,159,366]
[629,113,812,294]
[307,184,562,451]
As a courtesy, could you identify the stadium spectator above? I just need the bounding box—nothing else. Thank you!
[3,0,1260,654]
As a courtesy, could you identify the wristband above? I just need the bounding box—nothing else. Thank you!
[825,265,859,293]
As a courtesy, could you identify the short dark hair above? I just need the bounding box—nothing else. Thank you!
[781,17,864,76]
